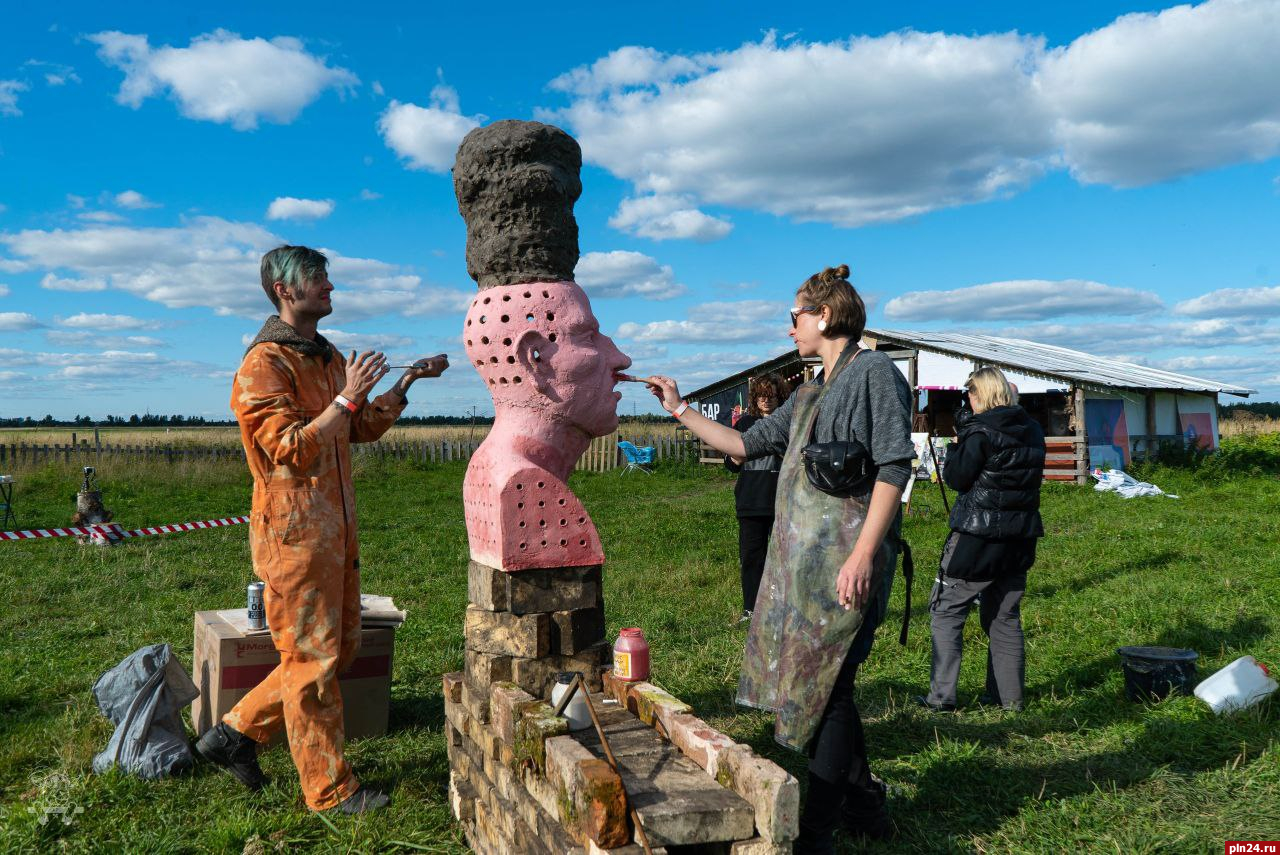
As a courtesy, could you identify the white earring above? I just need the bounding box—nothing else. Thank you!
[817,320,827,332]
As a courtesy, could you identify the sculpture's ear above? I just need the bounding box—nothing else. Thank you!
[514,328,558,401]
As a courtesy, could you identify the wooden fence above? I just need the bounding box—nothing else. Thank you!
[0,434,699,473]
[1043,435,1088,484]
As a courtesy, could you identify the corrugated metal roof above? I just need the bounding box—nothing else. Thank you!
[867,328,1255,397]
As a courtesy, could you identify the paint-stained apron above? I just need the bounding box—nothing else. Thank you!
[736,348,898,751]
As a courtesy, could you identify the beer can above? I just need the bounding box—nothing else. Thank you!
[247,581,267,630]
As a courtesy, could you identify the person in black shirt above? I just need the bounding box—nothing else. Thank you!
[918,367,1045,712]
[725,374,788,622]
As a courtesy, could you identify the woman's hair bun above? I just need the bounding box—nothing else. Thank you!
[821,264,850,283]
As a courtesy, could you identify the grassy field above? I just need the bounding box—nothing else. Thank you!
[0,456,1277,853]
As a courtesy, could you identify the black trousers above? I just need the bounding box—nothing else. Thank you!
[807,630,873,789]
[736,515,773,612]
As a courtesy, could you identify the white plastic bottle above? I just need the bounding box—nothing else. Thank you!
[550,672,592,731]
[1193,656,1278,714]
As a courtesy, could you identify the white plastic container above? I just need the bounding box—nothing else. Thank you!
[550,672,592,731]
[1193,655,1277,714]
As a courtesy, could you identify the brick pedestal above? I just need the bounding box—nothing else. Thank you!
[446,560,797,854]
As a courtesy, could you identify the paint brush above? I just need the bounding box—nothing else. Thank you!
[613,372,649,383]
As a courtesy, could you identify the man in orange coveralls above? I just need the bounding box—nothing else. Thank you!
[196,245,448,814]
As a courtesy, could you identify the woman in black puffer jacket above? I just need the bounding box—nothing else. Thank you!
[918,367,1045,712]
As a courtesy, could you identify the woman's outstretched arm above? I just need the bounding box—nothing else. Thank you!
[644,375,748,459]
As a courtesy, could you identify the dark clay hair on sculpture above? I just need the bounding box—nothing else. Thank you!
[452,120,583,290]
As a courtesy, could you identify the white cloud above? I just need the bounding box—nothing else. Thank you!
[77,211,127,223]
[1174,285,1280,318]
[41,273,107,292]
[0,312,42,331]
[317,328,416,352]
[993,318,1280,354]
[359,188,382,201]
[0,216,469,322]
[1039,0,1280,186]
[114,190,160,209]
[66,194,86,209]
[616,299,787,343]
[575,251,686,300]
[59,312,161,331]
[389,287,475,320]
[546,2,1280,227]
[650,350,764,389]
[19,348,227,385]
[89,29,358,130]
[0,80,28,116]
[45,330,167,349]
[549,46,703,97]
[884,279,1163,321]
[0,283,8,297]
[0,217,276,316]
[688,299,787,324]
[23,60,80,87]
[608,195,732,242]
[1153,353,1276,377]
[379,83,481,172]
[548,32,1050,228]
[265,196,335,221]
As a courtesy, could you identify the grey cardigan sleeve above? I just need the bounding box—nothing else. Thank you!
[864,357,915,489]
[741,390,795,460]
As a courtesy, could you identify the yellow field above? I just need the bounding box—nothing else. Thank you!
[1220,416,1280,436]
[0,419,683,448]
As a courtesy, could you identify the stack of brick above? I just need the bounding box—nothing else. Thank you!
[445,559,799,854]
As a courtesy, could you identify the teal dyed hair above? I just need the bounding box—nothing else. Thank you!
[260,245,329,309]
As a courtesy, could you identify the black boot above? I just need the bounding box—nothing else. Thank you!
[329,788,391,814]
[795,772,844,854]
[195,722,267,791]
[842,772,892,841]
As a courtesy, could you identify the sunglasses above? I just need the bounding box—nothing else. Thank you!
[789,305,819,327]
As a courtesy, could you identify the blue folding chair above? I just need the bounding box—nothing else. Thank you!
[617,441,655,475]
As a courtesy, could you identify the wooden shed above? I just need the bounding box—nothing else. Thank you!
[685,328,1255,483]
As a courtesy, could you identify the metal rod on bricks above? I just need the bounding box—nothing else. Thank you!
[552,674,654,855]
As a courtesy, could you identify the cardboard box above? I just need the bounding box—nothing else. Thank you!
[190,610,395,744]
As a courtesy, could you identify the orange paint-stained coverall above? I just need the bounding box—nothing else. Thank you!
[223,316,404,810]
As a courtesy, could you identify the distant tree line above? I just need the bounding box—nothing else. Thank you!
[0,414,229,428]
[1220,401,1280,420]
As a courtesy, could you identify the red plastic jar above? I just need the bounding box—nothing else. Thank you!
[613,627,650,682]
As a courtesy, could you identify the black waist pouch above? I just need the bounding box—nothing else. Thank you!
[801,439,876,498]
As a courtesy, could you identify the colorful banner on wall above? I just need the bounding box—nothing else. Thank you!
[1177,398,1217,450]
[1085,398,1130,470]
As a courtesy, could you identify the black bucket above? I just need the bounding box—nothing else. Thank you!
[1116,646,1198,701]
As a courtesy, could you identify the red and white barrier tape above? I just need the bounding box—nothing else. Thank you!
[1,515,249,542]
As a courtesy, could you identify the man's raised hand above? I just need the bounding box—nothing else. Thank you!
[341,350,389,402]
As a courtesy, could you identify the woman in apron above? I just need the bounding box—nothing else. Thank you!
[645,265,915,853]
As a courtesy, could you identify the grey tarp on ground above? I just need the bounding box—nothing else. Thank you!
[91,643,199,779]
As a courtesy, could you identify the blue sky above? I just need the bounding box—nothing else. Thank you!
[1,0,1278,419]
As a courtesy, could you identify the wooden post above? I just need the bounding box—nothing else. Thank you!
[1145,392,1157,461]
[1073,386,1087,485]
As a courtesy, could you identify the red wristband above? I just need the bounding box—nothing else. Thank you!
[334,394,358,413]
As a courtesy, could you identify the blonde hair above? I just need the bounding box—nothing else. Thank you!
[797,264,866,340]
[967,366,1017,413]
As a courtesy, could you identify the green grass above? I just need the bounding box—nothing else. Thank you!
[1,458,1278,853]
